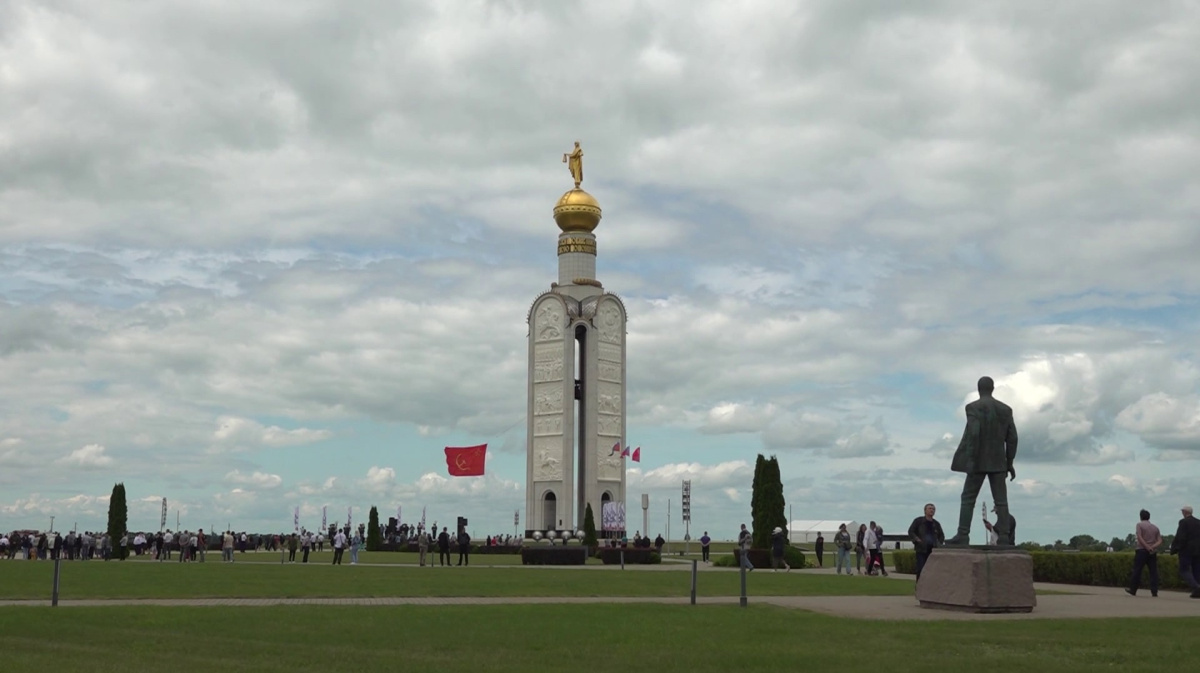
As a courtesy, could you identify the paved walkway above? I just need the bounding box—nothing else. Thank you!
[3,585,1197,620]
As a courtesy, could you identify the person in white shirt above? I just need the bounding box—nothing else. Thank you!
[332,529,347,565]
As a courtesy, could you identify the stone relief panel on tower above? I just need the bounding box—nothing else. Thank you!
[597,389,621,414]
[598,361,621,383]
[534,415,564,436]
[533,385,564,416]
[534,300,564,342]
[597,450,623,481]
[597,415,621,436]
[597,303,622,344]
[533,343,565,383]
[533,437,564,482]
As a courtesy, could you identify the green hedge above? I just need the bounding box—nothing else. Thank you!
[892,550,1186,590]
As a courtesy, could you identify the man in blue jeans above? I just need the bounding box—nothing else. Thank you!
[737,524,754,571]
[1126,509,1162,597]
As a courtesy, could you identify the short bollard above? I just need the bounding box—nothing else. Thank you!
[52,556,62,607]
[620,550,625,570]
[739,556,748,607]
[690,559,697,605]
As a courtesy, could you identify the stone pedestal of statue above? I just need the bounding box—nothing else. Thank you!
[916,546,1036,613]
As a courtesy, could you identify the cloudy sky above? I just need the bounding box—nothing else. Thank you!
[2,1,1197,544]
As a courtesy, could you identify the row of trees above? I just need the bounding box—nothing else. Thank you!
[109,477,1164,556]
[1019,533,1177,553]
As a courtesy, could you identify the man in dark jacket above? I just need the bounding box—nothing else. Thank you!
[770,527,790,572]
[456,529,471,566]
[908,503,945,580]
[1169,505,1200,598]
[437,527,451,566]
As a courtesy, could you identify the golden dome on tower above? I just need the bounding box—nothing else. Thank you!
[553,188,602,233]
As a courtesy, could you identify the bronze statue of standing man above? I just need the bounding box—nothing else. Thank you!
[948,376,1018,546]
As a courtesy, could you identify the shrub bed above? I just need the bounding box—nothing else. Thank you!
[594,547,661,565]
[519,546,588,566]
[892,550,1185,590]
[721,547,806,569]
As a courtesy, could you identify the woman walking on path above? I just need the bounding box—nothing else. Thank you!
[834,524,853,575]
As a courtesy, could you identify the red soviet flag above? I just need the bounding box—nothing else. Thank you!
[631,447,641,463]
[445,444,487,477]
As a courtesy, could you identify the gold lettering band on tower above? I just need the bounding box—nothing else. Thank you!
[557,237,597,255]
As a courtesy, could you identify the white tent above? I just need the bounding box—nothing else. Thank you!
[787,519,857,543]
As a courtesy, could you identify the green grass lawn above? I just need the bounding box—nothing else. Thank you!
[1,559,915,600]
[2,604,1196,672]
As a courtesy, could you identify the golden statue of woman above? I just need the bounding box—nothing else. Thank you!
[562,141,583,188]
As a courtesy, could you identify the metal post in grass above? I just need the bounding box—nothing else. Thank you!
[620,549,625,570]
[739,555,748,607]
[690,559,697,605]
[52,555,62,607]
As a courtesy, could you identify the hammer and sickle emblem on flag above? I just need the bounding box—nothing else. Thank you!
[445,444,487,477]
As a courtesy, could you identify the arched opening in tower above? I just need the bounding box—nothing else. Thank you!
[542,491,557,530]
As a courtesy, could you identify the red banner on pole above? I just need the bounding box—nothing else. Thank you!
[631,447,641,463]
[445,444,487,477]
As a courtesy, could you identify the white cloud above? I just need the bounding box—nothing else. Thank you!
[212,416,331,451]
[829,419,892,459]
[1116,393,1200,451]
[637,461,752,489]
[362,466,396,492]
[56,444,114,468]
[224,470,283,490]
[699,402,778,434]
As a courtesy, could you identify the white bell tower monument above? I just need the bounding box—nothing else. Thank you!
[525,142,627,536]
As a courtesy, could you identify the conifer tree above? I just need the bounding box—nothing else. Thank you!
[583,503,598,548]
[751,455,786,549]
[367,506,382,551]
[750,454,766,548]
[106,482,128,559]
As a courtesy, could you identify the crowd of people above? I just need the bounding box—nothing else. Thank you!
[0,528,353,564]
[1,530,116,560]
